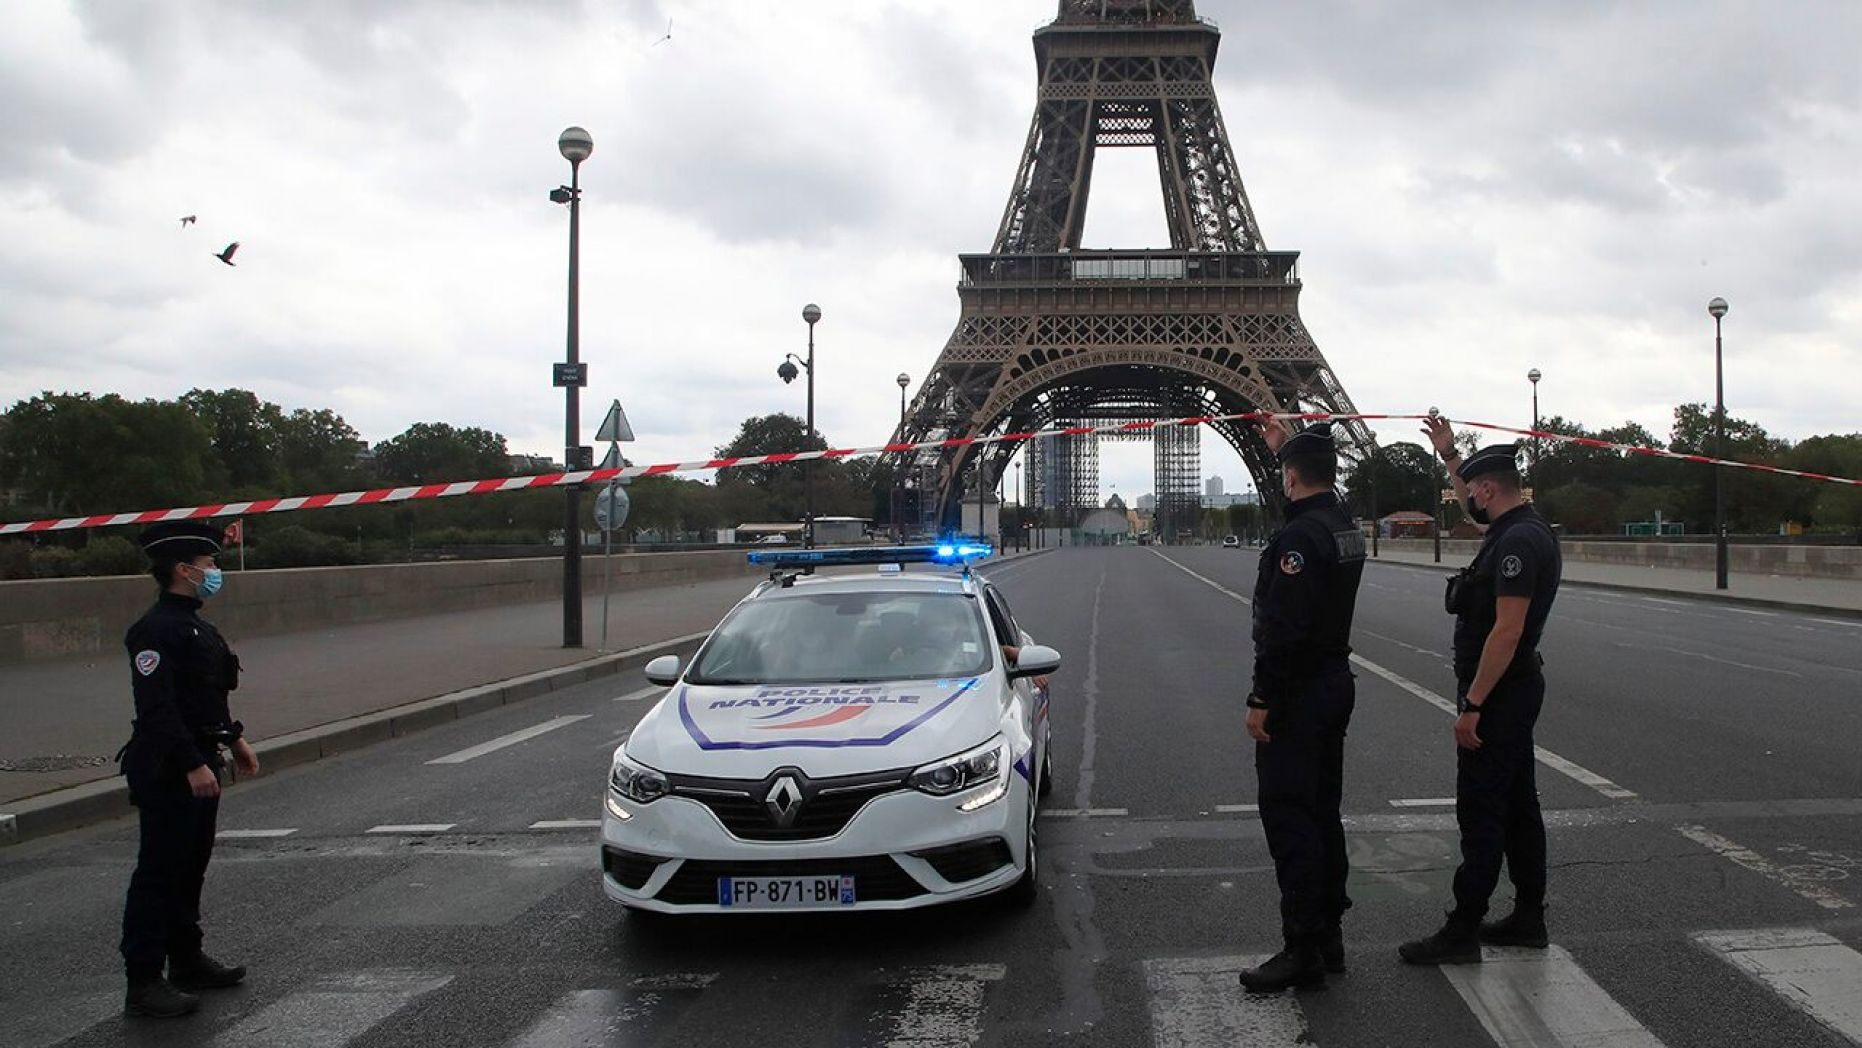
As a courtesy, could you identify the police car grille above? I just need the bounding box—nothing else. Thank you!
[601,846,663,891]
[671,773,907,842]
[911,837,1014,884]
[656,856,925,905]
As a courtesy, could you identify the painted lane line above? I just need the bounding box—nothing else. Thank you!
[1695,928,1862,1042]
[1674,825,1853,910]
[1144,955,1311,1048]
[1213,804,1259,814]
[875,964,1006,1048]
[1073,569,1108,812]
[216,828,299,839]
[1812,618,1860,629]
[207,969,452,1048]
[1723,606,1778,617]
[1642,597,1688,607]
[1350,654,1640,801]
[1150,548,1251,604]
[1042,807,1130,818]
[615,685,662,703]
[1389,798,1457,808]
[597,733,629,753]
[1441,944,1669,1048]
[426,714,591,765]
[366,824,455,834]
[1640,642,1805,679]
[529,819,602,830]
[1358,626,1446,658]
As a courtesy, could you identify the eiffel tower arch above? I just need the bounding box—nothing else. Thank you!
[900,0,1371,537]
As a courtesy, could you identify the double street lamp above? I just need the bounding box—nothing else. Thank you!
[895,372,910,542]
[778,304,821,548]
[1709,296,1730,590]
[1527,367,1542,469]
[553,126,592,648]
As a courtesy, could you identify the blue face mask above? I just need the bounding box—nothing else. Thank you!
[194,566,225,599]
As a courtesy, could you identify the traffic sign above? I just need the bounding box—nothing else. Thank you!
[553,362,588,387]
[595,484,630,532]
[595,399,635,442]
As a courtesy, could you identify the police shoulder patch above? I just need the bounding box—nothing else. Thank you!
[135,650,161,676]
[1280,551,1305,575]
[1500,554,1524,579]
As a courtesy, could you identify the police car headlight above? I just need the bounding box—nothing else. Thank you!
[609,752,669,805]
[910,738,1009,808]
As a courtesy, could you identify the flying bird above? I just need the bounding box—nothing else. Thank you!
[215,242,240,267]
[652,18,671,46]
[179,215,197,227]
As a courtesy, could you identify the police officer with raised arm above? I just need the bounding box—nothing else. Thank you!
[1400,418,1562,965]
[1237,420,1367,992]
[118,521,259,1018]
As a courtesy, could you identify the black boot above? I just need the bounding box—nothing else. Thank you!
[1480,903,1548,948]
[125,976,200,1018]
[1398,912,1482,966]
[1320,923,1346,974]
[169,952,247,991]
[1238,937,1327,993]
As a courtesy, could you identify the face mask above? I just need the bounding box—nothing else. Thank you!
[1464,485,1491,527]
[193,566,225,599]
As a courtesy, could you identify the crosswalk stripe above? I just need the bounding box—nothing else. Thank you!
[1041,807,1129,818]
[1389,798,1456,808]
[1213,803,1259,814]
[367,823,455,834]
[1440,944,1668,1048]
[12,990,117,1048]
[217,828,299,839]
[875,965,1005,1048]
[506,981,713,1048]
[1696,928,1862,1041]
[209,969,451,1048]
[427,714,592,765]
[615,685,663,703]
[1143,955,1312,1047]
[530,819,602,830]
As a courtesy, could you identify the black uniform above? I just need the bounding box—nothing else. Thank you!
[119,577,243,981]
[1250,489,1367,939]
[1448,500,1561,919]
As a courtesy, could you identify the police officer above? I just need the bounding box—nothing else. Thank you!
[1400,421,1562,965]
[118,521,258,1018]
[1238,420,1367,992]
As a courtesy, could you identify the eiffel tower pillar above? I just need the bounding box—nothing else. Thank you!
[901,0,1372,534]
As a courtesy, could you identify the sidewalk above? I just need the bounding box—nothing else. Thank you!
[1366,547,1862,614]
[0,547,1052,808]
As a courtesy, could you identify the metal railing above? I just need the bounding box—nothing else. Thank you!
[958,251,1299,287]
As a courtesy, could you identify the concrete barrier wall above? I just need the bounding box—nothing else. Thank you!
[0,551,764,664]
[1378,539,1862,579]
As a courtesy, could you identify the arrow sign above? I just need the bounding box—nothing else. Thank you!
[595,400,635,443]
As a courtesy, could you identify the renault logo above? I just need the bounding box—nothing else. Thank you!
[765,775,804,828]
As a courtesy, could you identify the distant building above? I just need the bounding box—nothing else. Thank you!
[1135,493,1157,511]
[508,454,554,475]
[1206,476,1224,497]
[1105,493,1127,513]
[1203,492,1262,509]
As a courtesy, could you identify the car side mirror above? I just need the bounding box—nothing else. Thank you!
[644,655,683,686]
[1008,644,1060,680]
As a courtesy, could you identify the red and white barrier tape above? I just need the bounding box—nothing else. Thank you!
[2,412,1854,536]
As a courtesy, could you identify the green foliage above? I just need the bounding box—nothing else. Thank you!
[372,422,509,484]
[710,413,873,526]
[75,535,147,577]
[28,546,81,578]
[1342,442,1443,517]
[0,541,32,580]
[250,525,362,568]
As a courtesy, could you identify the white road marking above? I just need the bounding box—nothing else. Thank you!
[1441,944,1669,1048]
[1675,825,1854,910]
[615,685,662,703]
[1154,548,1640,802]
[1389,798,1457,808]
[366,823,455,834]
[1812,618,1860,628]
[425,714,591,765]
[1150,549,1251,604]
[1695,928,1862,1042]
[1350,654,1640,800]
[1042,807,1129,818]
[507,980,712,1047]
[1358,627,1445,657]
[529,819,602,830]
[1642,643,1804,679]
[1143,955,1312,1047]
[207,969,452,1048]
[10,989,118,1048]
[1641,597,1688,607]
[598,732,630,752]
[876,964,1006,1048]
[1214,803,1259,814]
[1073,570,1108,812]
[216,828,299,839]
[1722,606,1778,617]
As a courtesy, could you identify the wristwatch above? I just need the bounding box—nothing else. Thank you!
[1457,695,1484,714]
[1246,693,1270,711]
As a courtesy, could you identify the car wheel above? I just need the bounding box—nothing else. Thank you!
[1007,793,1039,907]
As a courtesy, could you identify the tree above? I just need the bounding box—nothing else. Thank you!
[1342,442,1442,519]
[0,393,214,516]
[372,422,510,485]
[1668,404,1800,533]
[711,413,866,525]
[276,408,366,492]
[180,388,287,492]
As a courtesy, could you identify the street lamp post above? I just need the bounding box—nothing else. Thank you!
[896,372,910,542]
[1015,459,1023,550]
[553,126,592,649]
[778,304,821,548]
[1528,368,1542,469]
[1709,297,1730,590]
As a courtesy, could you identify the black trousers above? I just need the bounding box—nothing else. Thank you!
[120,769,219,980]
[1451,671,1547,920]
[1255,669,1355,938]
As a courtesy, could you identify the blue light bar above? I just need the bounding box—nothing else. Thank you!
[748,544,994,568]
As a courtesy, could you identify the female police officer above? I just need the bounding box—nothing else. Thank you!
[119,520,259,1018]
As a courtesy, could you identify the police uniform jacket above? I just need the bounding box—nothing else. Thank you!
[1250,491,1367,706]
[123,592,242,778]
[1451,503,1562,685]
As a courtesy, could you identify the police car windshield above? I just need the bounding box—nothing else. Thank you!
[688,591,992,685]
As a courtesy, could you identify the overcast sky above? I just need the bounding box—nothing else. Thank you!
[4,0,1858,502]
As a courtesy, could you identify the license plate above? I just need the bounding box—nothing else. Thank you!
[717,875,855,908]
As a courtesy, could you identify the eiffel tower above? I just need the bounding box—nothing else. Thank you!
[900,0,1370,538]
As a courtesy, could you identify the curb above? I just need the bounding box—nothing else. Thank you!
[0,631,708,848]
[1366,557,1862,620]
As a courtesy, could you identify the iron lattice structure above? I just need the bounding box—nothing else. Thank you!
[900,0,1370,535]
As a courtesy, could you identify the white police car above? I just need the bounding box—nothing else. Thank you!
[601,544,1058,913]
